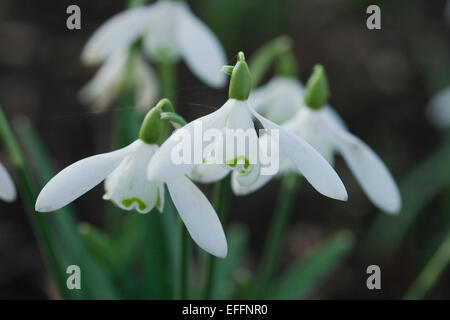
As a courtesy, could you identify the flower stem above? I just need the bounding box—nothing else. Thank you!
[201,175,231,299]
[0,107,71,298]
[254,174,302,298]
[157,61,177,108]
[175,220,190,299]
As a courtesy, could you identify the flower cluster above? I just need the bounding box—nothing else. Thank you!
[35,3,402,259]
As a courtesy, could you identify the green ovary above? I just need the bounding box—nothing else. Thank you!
[122,198,147,211]
[226,155,250,169]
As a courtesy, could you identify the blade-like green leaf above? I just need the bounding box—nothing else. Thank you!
[212,223,249,299]
[248,36,292,88]
[13,116,119,299]
[365,132,450,260]
[269,231,354,300]
[78,223,118,272]
[404,228,450,300]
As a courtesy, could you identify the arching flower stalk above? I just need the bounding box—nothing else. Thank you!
[243,65,402,214]
[35,99,227,258]
[0,162,16,202]
[81,0,227,88]
[79,49,159,113]
[147,52,348,202]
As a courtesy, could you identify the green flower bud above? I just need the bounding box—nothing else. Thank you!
[228,52,252,101]
[139,98,175,144]
[304,64,330,110]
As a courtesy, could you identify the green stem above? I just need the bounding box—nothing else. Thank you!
[404,229,450,300]
[255,174,301,298]
[0,107,71,298]
[201,175,231,299]
[175,220,190,299]
[157,61,177,107]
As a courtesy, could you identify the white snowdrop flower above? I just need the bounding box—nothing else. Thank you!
[81,0,227,88]
[0,162,16,202]
[427,87,450,129]
[79,50,159,113]
[35,99,227,258]
[148,52,348,202]
[239,65,401,214]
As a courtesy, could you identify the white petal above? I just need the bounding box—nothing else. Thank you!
[103,143,163,214]
[36,140,141,212]
[231,169,273,196]
[249,77,304,124]
[81,6,153,65]
[0,162,16,202]
[284,108,335,164]
[231,133,282,195]
[148,99,235,182]
[188,165,230,184]
[223,101,259,166]
[427,87,450,129]
[167,176,227,258]
[143,1,181,62]
[249,106,348,201]
[176,2,226,87]
[328,126,401,214]
[321,105,347,131]
[79,50,127,111]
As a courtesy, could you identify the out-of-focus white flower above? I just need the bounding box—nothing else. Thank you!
[79,50,159,113]
[427,87,450,129]
[148,53,348,202]
[35,99,227,258]
[81,0,227,88]
[240,65,401,214]
[249,76,304,124]
[0,162,16,202]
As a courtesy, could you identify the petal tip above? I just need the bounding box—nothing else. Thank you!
[214,243,228,259]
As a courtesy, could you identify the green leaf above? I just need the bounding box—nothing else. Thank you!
[404,228,450,300]
[248,36,292,88]
[78,223,118,272]
[365,131,450,260]
[269,231,354,300]
[212,223,249,299]
[13,116,119,299]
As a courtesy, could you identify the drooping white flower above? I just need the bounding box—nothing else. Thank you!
[239,65,402,214]
[148,53,348,202]
[79,50,159,113]
[249,76,304,125]
[427,87,450,129]
[81,0,227,88]
[35,99,227,258]
[0,162,16,202]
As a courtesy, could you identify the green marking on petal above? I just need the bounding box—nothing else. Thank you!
[226,155,250,169]
[156,189,162,211]
[122,198,147,211]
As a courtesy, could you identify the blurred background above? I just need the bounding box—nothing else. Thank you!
[0,0,449,299]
